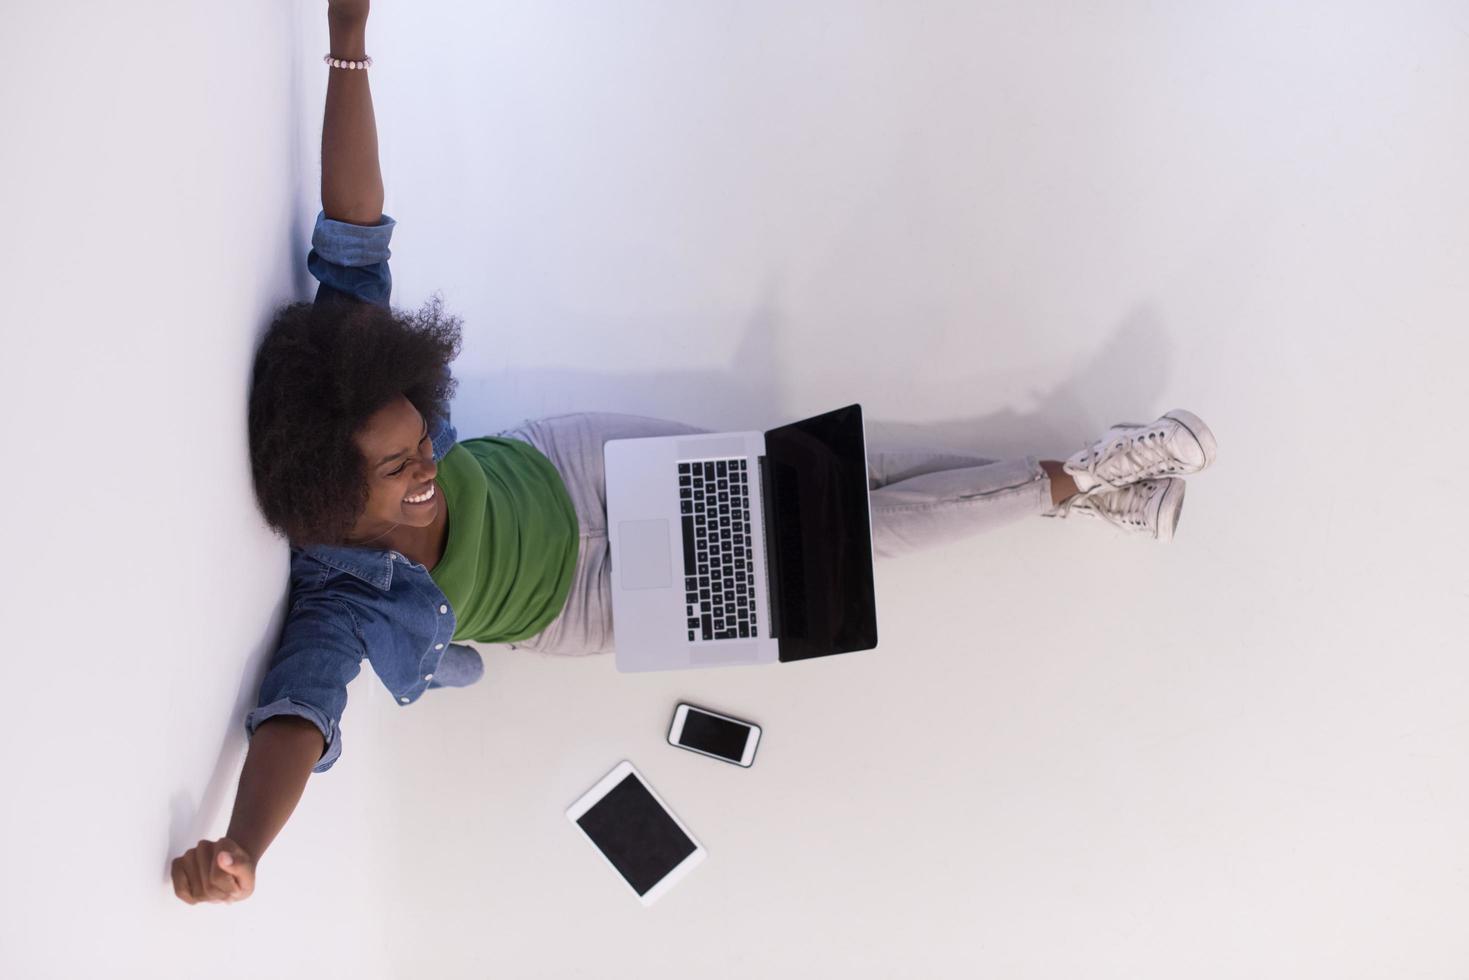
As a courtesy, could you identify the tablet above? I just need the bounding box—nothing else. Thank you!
[566,760,706,906]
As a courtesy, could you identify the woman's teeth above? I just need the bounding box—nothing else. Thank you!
[404,484,436,504]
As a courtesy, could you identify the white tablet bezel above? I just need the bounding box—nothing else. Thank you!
[565,760,707,907]
[668,703,762,767]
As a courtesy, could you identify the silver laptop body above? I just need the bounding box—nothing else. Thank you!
[606,430,777,672]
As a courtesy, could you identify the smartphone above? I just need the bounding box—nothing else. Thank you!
[668,703,761,767]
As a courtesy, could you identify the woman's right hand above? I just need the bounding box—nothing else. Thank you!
[170,837,256,905]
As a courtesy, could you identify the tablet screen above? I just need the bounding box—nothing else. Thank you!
[575,773,697,895]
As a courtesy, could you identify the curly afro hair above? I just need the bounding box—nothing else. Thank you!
[248,292,463,548]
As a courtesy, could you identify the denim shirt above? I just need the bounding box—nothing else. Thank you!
[242,210,466,773]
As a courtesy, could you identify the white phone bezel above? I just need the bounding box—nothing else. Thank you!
[668,703,762,767]
[565,760,706,907]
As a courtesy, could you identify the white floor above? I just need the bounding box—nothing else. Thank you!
[4,2,1467,978]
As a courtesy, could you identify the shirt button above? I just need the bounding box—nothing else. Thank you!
[424,673,434,681]
[434,643,444,650]
[439,604,448,614]
[399,696,410,703]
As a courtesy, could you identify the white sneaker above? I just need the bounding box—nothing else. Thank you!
[1064,408,1217,497]
[1042,477,1187,543]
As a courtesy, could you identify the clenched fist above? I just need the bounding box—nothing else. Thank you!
[171,837,256,905]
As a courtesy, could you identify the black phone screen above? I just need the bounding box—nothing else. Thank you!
[678,707,751,762]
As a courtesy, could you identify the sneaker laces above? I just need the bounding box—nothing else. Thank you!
[1075,428,1173,492]
[1051,480,1159,533]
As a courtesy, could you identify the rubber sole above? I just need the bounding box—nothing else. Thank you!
[1152,477,1187,543]
[1161,408,1217,472]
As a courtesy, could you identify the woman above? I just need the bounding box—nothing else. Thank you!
[171,0,1218,906]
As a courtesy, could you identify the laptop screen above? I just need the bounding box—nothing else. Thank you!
[762,403,879,661]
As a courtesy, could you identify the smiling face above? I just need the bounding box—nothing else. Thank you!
[343,393,441,546]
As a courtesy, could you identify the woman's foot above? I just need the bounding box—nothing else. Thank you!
[1064,409,1217,496]
[1043,477,1187,543]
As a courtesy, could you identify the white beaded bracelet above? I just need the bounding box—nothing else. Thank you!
[323,53,373,70]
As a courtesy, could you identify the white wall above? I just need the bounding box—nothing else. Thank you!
[3,1,1466,978]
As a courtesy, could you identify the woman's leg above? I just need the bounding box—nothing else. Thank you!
[866,444,1057,559]
[1038,460,1080,504]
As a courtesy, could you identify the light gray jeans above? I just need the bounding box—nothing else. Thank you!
[492,412,1052,656]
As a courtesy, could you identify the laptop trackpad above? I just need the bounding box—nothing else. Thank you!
[617,519,672,590]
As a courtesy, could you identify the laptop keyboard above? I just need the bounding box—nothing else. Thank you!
[678,458,758,642]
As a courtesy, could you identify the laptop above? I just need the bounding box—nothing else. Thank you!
[605,404,879,672]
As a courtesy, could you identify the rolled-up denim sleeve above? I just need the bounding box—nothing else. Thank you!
[243,597,366,773]
[307,209,397,308]
[429,409,458,461]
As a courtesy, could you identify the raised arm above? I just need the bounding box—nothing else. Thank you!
[322,1,383,226]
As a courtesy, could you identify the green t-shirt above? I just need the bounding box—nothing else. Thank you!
[428,438,580,644]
